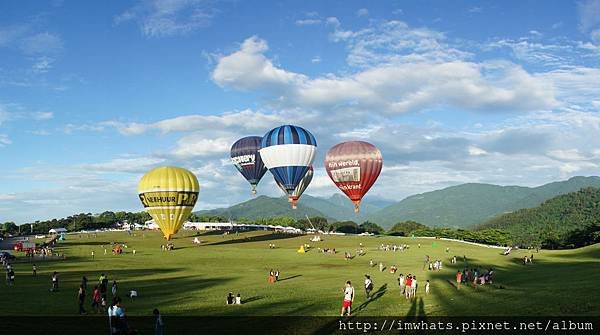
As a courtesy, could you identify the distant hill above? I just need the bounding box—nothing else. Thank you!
[368,176,600,229]
[301,194,383,221]
[195,195,332,221]
[478,187,600,248]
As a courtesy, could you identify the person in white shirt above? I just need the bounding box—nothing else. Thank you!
[411,276,418,298]
[425,280,430,294]
[235,293,241,305]
[341,281,354,316]
[364,275,373,300]
[398,274,405,295]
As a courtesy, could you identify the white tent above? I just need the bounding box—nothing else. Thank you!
[49,228,67,234]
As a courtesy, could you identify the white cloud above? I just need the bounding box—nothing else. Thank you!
[311,56,321,63]
[0,134,11,147]
[578,0,600,32]
[212,36,306,91]
[115,0,217,38]
[104,109,293,136]
[19,32,63,55]
[31,57,55,73]
[212,36,557,115]
[31,111,54,120]
[468,146,487,156]
[295,19,321,26]
[171,135,232,158]
[82,157,166,173]
[356,8,369,17]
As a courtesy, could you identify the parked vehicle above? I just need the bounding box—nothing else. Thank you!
[0,251,16,260]
[14,241,36,252]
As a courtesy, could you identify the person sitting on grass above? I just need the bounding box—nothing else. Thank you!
[226,292,235,305]
[235,293,241,305]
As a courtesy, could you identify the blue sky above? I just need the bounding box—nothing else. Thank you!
[1,0,600,223]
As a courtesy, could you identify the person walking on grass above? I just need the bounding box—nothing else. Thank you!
[91,285,100,313]
[364,275,373,300]
[51,271,59,292]
[32,264,37,277]
[78,284,87,315]
[425,280,430,294]
[7,268,15,286]
[111,280,118,298]
[341,281,355,316]
[153,308,165,335]
[456,270,462,290]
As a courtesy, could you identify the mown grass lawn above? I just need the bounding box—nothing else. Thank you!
[1,230,599,317]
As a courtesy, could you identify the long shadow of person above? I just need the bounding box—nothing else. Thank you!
[357,283,387,312]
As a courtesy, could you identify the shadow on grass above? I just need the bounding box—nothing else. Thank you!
[206,233,300,246]
[422,247,600,316]
[357,283,387,313]
[241,295,264,304]
[278,274,302,282]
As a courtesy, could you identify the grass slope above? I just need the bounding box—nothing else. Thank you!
[1,231,598,319]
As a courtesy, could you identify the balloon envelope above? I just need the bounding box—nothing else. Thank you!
[325,141,382,212]
[260,125,316,203]
[138,166,199,240]
[276,166,313,208]
[231,136,267,194]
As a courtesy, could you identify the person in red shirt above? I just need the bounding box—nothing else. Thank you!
[91,286,101,313]
[404,276,412,299]
[456,271,462,290]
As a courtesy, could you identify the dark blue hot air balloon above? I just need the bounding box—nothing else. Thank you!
[260,125,317,207]
[231,136,268,194]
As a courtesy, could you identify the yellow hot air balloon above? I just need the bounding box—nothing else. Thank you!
[138,166,199,240]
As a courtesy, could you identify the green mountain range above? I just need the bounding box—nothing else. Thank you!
[368,176,600,228]
[478,187,600,248]
[195,195,332,221]
[196,176,600,229]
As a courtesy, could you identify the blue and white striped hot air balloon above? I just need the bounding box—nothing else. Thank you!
[260,125,317,207]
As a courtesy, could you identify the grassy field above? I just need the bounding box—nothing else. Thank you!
[1,230,599,317]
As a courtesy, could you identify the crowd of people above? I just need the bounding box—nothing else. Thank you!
[379,244,410,252]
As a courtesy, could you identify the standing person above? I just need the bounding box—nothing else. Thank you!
[456,271,462,290]
[111,281,118,298]
[51,271,59,291]
[81,276,88,290]
[411,276,418,298]
[364,275,373,300]
[425,280,430,294]
[341,281,354,316]
[7,268,15,286]
[78,284,87,315]
[379,262,384,272]
[398,274,405,295]
[404,276,412,299]
[153,308,165,335]
[91,286,100,313]
[32,264,37,277]
[91,250,95,259]
[423,255,429,270]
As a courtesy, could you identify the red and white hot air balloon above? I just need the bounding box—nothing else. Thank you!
[325,141,383,213]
